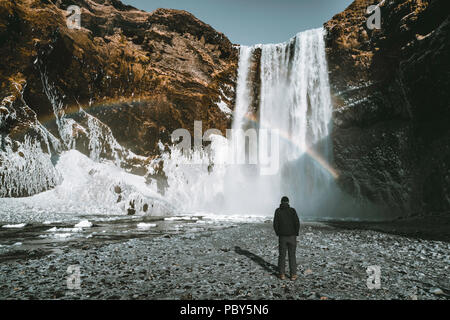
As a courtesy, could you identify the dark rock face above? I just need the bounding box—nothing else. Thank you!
[0,0,238,196]
[325,0,450,216]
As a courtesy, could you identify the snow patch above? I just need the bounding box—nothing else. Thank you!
[2,223,26,228]
[75,220,93,228]
[137,222,157,229]
[46,227,82,232]
[216,100,232,115]
[0,150,174,223]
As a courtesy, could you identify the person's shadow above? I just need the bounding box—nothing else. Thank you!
[234,246,278,276]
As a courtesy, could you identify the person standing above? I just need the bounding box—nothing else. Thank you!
[273,196,300,280]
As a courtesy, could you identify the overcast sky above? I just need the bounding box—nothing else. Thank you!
[121,0,353,45]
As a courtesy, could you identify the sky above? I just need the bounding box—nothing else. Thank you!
[121,0,353,45]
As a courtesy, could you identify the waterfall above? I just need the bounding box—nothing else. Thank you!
[260,28,335,218]
[213,28,335,217]
[232,46,254,136]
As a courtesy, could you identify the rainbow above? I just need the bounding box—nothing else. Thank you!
[242,111,339,179]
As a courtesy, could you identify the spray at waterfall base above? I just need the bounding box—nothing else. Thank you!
[163,125,383,221]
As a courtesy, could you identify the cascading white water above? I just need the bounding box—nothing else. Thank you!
[232,46,254,136]
[218,28,335,217]
[256,28,335,217]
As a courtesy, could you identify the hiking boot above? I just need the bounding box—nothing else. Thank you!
[279,274,286,280]
[290,274,298,281]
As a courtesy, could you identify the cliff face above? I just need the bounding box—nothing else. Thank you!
[1,0,448,219]
[0,0,238,196]
[325,0,450,216]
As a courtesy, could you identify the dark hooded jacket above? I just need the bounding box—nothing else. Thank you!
[273,203,300,236]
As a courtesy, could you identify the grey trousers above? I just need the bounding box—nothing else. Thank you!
[278,235,297,276]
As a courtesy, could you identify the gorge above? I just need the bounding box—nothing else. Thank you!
[0,0,449,223]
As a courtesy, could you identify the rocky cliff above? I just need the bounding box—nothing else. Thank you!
[325,0,450,216]
[1,0,448,219]
[0,0,238,196]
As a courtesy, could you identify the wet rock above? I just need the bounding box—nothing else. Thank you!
[127,200,136,215]
[429,288,444,295]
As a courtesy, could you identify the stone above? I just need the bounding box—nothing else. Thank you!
[429,288,444,295]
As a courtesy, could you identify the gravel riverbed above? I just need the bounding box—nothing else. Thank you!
[0,221,449,300]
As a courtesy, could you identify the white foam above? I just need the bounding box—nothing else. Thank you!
[43,220,61,225]
[46,227,82,232]
[39,232,74,239]
[164,216,198,221]
[2,223,26,228]
[74,220,93,228]
[164,217,184,221]
[137,222,157,229]
[202,214,267,223]
[52,233,72,239]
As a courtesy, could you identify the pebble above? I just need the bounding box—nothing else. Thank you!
[429,288,444,295]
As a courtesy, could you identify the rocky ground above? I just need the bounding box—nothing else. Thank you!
[0,221,448,300]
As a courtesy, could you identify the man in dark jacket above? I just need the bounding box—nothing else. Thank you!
[273,196,300,280]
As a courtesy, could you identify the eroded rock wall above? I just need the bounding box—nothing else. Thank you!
[325,0,450,216]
